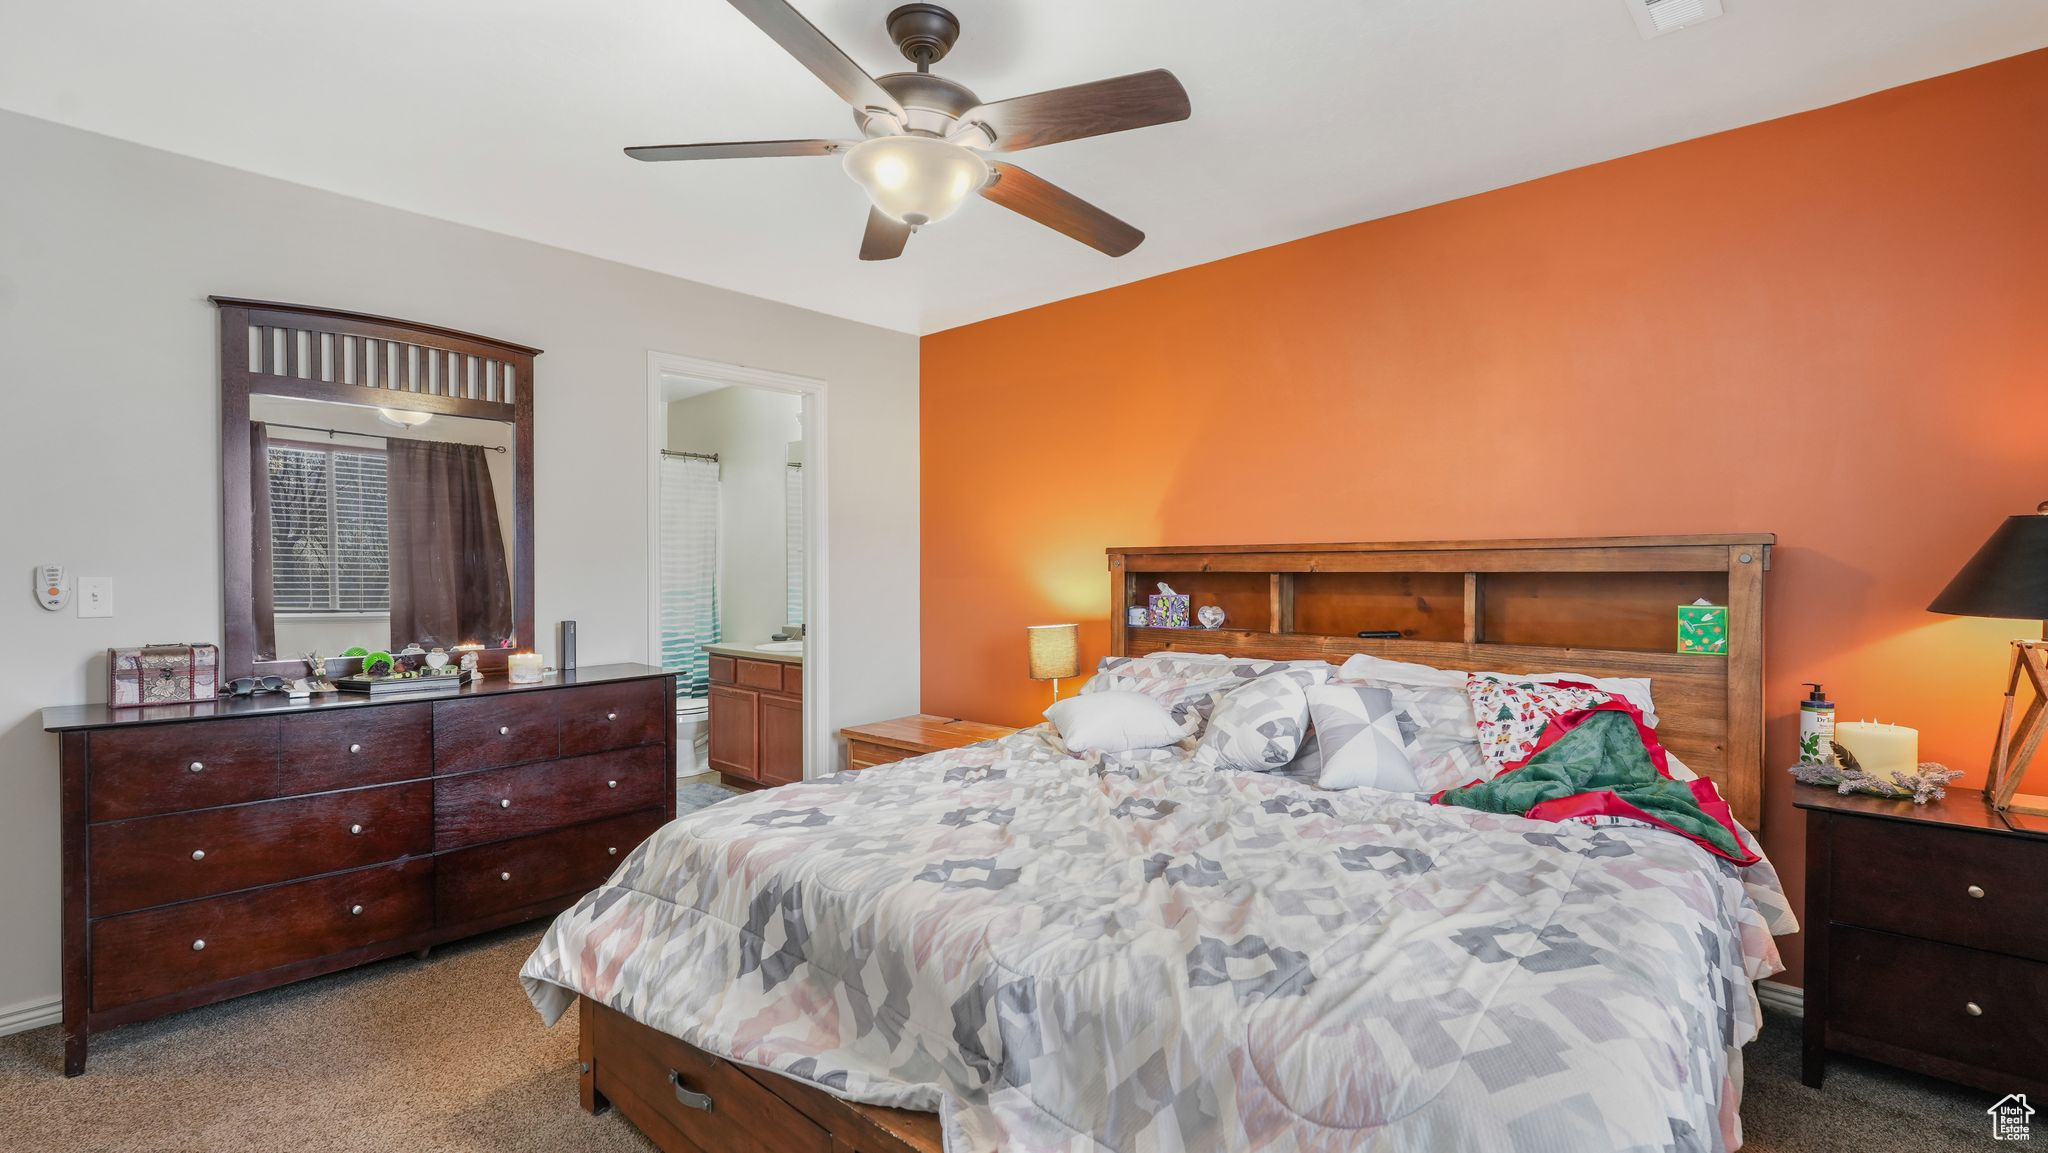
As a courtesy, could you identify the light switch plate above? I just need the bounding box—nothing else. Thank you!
[78,576,113,618]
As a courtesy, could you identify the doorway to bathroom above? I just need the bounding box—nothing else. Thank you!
[645,352,826,801]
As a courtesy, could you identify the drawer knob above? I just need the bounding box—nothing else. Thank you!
[500,872,512,882]
[350,905,364,916]
[607,712,617,721]
[1967,884,1985,899]
[191,849,206,861]
[350,823,364,835]
[500,798,511,809]
[1966,1001,1984,1017]
[349,743,362,754]
[608,780,618,789]
[191,939,206,951]
[188,761,204,773]
[608,846,618,856]
[499,726,511,736]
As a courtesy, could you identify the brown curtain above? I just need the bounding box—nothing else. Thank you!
[386,440,512,650]
[250,423,277,660]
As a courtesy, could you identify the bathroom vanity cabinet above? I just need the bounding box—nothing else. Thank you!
[706,654,803,788]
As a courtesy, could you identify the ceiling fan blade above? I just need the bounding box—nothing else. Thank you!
[625,139,847,162]
[859,207,912,261]
[962,70,1190,152]
[979,163,1144,257]
[724,0,906,121]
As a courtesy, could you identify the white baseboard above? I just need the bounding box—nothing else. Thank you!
[0,996,61,1037]
[1755,979,1804,1018]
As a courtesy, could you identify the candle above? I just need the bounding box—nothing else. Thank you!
[507,652,545,684]
[1834,721,1919,783]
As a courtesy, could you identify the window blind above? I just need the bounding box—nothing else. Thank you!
[784,462,804,628]
[268,443,390,613]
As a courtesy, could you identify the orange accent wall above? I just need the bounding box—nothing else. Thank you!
[920,49,2048,987]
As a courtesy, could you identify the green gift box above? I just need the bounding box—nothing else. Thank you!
[1677,603,1729,654]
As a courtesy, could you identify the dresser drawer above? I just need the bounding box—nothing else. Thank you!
[88,718,282,822]
[1831,816,2048,962]
[845,739,909,771]
[90,858,432,1010]
[559,680,669,758]
[89,782,432,917]
[436,808,664,926]
[278,704,431,788]
[434,746,666,850]
[433,692,560,774]
[591,993,832,1153]
[1827,926,2048,1081]
[780,663,804,696]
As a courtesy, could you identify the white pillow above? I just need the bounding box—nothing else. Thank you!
[1304,684,1419,791]
[1339,652,1661,729]
[1044,691,1184,754]
[1337,653,1466,689]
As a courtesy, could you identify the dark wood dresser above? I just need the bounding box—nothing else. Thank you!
[1797,788,2048,1097]
[44,663,676,1076]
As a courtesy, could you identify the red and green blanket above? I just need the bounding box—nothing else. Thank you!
[1433,698,1758,865]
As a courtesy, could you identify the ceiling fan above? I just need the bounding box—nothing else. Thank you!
[627,1,1191,261]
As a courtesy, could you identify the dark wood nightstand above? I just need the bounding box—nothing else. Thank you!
[839,714,1018,771]
[1796,788,2048,1097]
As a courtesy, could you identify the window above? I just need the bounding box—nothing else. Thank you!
[268,443,390,612]
[785,461,804,628]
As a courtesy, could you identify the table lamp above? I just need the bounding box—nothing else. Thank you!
[1928,501,2048,815]
[1027,624,1080,704]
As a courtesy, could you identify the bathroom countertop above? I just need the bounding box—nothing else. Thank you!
[702,642,804,665]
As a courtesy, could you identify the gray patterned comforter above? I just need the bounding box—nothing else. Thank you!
[522,727,1794,1153]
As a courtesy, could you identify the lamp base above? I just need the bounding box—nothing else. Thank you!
[1985,639,2048,812]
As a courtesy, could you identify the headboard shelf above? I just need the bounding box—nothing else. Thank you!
[1109,535,1773,826]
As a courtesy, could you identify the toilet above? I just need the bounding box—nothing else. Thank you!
[676,696,711,777]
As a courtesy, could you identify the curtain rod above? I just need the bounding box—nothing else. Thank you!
[260,421,508,454]
[661,450,720,462]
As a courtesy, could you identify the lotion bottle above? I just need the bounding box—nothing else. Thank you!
[1799,683,1836,764]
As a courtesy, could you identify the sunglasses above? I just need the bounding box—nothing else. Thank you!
[223,676,289,697]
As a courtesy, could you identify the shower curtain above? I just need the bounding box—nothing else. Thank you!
[659,454,722,699]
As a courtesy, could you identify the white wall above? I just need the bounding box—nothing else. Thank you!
[0,110,921,1021]
[666,387,803,646]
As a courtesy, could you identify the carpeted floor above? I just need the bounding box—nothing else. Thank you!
[0,926,2001,1152]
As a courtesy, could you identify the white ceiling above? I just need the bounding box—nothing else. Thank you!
[3,1,2044,334]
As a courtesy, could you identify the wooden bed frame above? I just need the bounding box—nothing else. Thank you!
[577,534,1774,1153]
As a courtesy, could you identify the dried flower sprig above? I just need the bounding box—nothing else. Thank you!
[1788,760,1963,804]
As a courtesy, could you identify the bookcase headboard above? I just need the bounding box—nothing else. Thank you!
[1106,535,1774,827]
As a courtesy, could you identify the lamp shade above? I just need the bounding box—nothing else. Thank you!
[1027,624,1080,682]
[842,136,990,227]
[1928,506,2048,620]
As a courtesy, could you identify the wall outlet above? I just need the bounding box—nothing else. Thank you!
[78,576,113,618]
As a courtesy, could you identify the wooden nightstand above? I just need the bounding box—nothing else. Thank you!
[1796,788,2048,1097]
[839,714,1018,771]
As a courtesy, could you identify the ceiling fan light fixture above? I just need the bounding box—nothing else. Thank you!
[377,408,433,429]
[842,135,989,227]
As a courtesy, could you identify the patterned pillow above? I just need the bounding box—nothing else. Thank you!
[1303,684,1418,791]
[1195,674,1312,771]
[1086,655,1331,740]
[1465,675,1614,773]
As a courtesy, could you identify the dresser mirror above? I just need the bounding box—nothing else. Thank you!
[215,298,538,680]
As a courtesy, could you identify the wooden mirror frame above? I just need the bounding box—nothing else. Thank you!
[213,298,539,681]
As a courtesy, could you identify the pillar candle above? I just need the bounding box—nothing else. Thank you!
[507,651,545,684]
[1834,721,1919,782]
